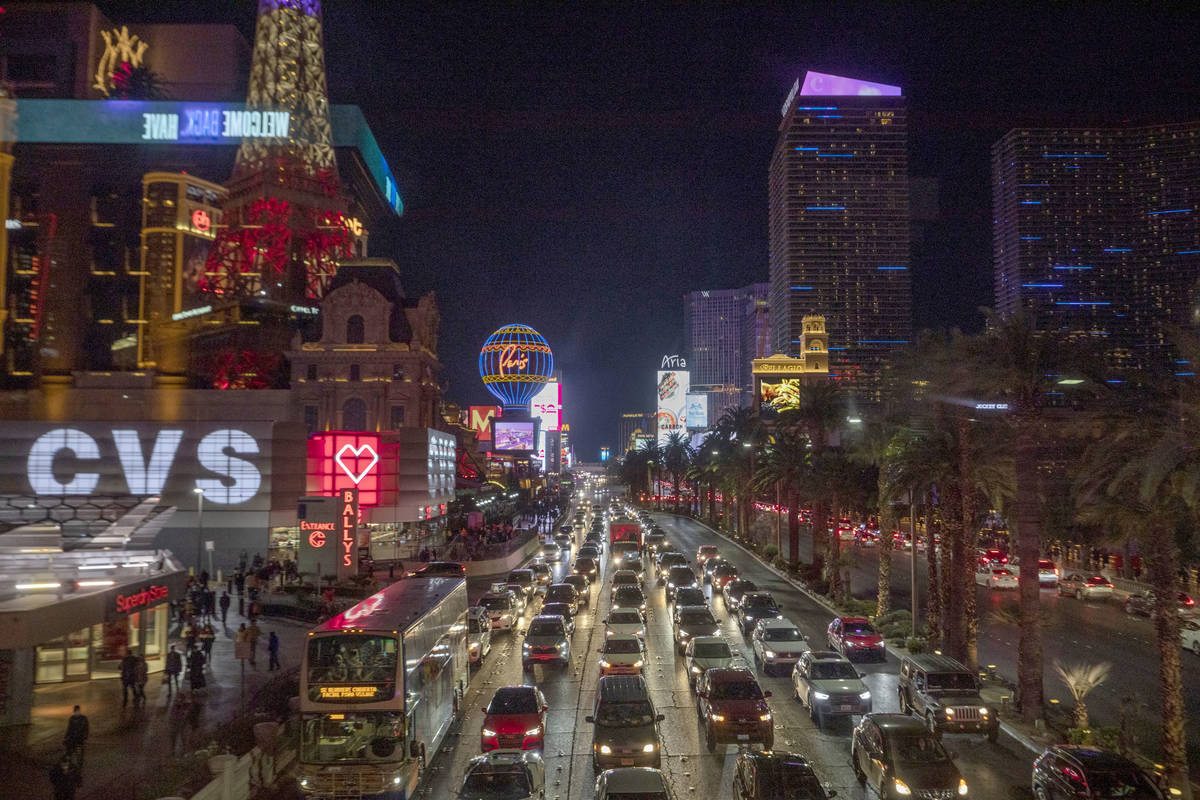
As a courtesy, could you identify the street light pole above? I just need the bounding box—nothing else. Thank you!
[910,488,919,638]
[194,487,205,578]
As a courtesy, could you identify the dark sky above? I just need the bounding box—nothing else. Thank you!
[103,1,1200,460]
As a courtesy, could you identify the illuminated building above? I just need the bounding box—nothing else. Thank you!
[685,283,768,424]
[769,71,911,401]
[753,315,830,415]
[617,412,654,454]
[992,123,1200,374]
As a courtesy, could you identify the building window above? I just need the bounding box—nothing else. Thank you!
[390,406,405,429]
[392,363,405,380]
[306,364,317,381]
[349,364,361,381]
[342,398,367,431]
[304,405,319,434]
[346,314,365,344]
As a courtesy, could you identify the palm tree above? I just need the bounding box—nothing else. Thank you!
[754,427,812,569]
[849,419,903,616]
[780,381,844,578]
[713,407,767,538]
[640,440,664,509]
[1053,660,1111,731]
[662,432,695,514]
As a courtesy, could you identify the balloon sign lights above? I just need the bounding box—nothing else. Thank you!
[479,324,554,412]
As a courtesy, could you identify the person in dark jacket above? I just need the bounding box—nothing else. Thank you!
[63,706,88,769]
[219,591,231,624]
[268,631,281,671]
[49,755,81,800]
[187,647,206,692]
[164,645,182,695]
[133,655,148,707]
[119,652,138,707]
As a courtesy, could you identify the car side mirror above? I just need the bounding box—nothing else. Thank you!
[858,672,866,679]
[596,648,603,653]
[482,707,489,714]
[585,715,594,723]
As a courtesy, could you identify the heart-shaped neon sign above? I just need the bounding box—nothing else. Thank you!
[335,443,379,485]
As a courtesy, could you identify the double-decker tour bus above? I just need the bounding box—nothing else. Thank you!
[299,577,469,799]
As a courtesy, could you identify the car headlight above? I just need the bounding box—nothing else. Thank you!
[745,614,753,620]
[557,642,567,650]
[394,776,403,785]
[599,659,611,668]
[759,712,772,722]
[598,744,612,754]
[958,779,969,796]
[764,650,777,659]
[979,707,989,715]
[679,631,690,639]
[642,743,656,753]
[482,728,496,737]
[709,713,726,722]
[522,643,531,652]
[893,778,912,795]
[470,642,479,651]
[859,690,872,700]
[812,691,830,700]
[525,727,542,736]
[945,707,955,717]
[633,660,644,668]
[300,779,308,788]
[667,583,675,589]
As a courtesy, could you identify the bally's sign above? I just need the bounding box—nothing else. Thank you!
[0,423,273,506]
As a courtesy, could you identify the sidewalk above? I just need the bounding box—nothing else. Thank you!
[0,604,311,800]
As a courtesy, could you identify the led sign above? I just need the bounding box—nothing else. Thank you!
[141,108,290,142]
[468,406,500,442]
[171,305,212,321]
[337,488,360,580]
[317,685,386,700]
[114,584,169,615]
[308,433,382,507]
[335,443,379,485]
[191,208,212,233]
[799,71,902,97]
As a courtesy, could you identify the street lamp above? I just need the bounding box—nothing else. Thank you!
[193,487,205,578]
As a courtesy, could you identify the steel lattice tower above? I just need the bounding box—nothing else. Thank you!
[205,0,352,302]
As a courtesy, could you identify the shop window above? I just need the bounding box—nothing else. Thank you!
[349,364,361,382]
[346,315,365,344]
[343,398,367,431]
[390,406,405,429]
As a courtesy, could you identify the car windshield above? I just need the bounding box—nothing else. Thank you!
[528,620,564,637]
[604,638,642,654]
[1038,561,1055,569]
[890,734,951,764]
[811,661,860,680]
[546,588,574,602]
[542,604,571,618]
[462,768,533,800]
[614,573,638,585]
[693,642,732,659]
[710,680,763,700]
[844,621,876,635]
[482,596,512,611]
[487,689,539,714]
[744,596,777,611]
[300,711,404,763]
[576,558,596,569]
[729,581,757,595]
[610,611,641,624]
[675,588,706,604]
[1087,769,1162,798]
[615,588,643,603]
[764,627,804,641]
[669,568,695,582]
[925,672,977,691]
[680,610,716,626]
[595,700,655,727]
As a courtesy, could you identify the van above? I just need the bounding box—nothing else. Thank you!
[585,675,664,773]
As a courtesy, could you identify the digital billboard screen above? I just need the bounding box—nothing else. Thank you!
[760,378,801,412]
[493,421,536,452]
[685,393,708,428]
[656,366,689,445]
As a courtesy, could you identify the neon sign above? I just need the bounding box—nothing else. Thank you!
[114,584,169,614]
[335,443,379,485]
[337,488,359,579]
[141,108,291,142]
[191,208,211,233]
[799,71,902,97]
[307,433,382,507]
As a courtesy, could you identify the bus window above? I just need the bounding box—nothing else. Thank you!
[300,711,404,764]
[306,634,398,702]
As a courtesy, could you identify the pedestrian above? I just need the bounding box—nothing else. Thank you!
[199,622,216,661]
[247,620,261,667]
[119,651,138,707]
[62,705,88,770]
[268,631,281,671]
[133,655,148,707]
[49,755,81,800]
[237,592,245,618]
[164,644,182,695]
[187,647,206,692]
[219,590,230,624]
[249,599,260,623]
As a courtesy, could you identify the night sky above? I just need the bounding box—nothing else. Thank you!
[102,1,1200,460]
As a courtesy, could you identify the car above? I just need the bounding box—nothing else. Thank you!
[827,617,885,662]
[468,605,493,664]
[597,633,647,675]
[1037,559,1060,586]
[507,569,536,600]
[697,544,720,567]
[611,540,642,567]
[480,590,521,631]
[980,547,1008,566]
[605,607,647,639]
[578,543,601,560]
[504,583,531,613]
[711,562,741,590]
[595,767,674,800]
[656,551,689,582]
[723,578,759,611]
[792,650,871,727]
[732,751,835,800]
[521,615,571,671]
[673,605,721,654]
[586,675,665,772]
[855,530,878,548]
[670,586,709,612]
[1032,745,1165,800]
[460,750,546,800]
[611,569,642,594]
[976,566,1018,590]
[562,574,591,605]
[665,565,700,600]
[750,617,810,675]
[544,583,581,616]
[613,585,648,613]
[529,562,553,593]
[739,592,783,634]
[540,603,577,635]
[851,713,969,800]
[481,685,548,752]
[1124,590,1197,618]
[644,531,670,554]
[702,556,725,582]
[696,667,774,751]
[554,533,573,551]
[1182,620,1200,655]
[897,653,998,742]
[684,636,738,689]
[404,561,466,578]
[1057,573,1114,600]
[540,542,564,562]
[573,556,599,580]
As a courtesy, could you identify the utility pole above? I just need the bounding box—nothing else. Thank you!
[910,489,919,638]
[194,487,205,576]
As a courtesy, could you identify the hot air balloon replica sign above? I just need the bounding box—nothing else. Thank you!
[479,324,554,414]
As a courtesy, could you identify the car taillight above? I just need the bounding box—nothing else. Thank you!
[1185,597,1195,607]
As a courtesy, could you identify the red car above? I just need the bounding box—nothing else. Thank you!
[481,685,548,752]
[696,668,774,751]
[827,617,885,662]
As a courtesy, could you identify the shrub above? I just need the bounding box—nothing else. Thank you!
[1066,727,1094,745]
[875,609,912,628]
[1092,726,1120,750]
[762,544,779,561]
[904,635,927,653]
[838,597,876,617]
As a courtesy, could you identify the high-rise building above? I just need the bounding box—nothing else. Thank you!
[684,283,768,425]
[617,411,654,455]
[993,123,1200,375]
[769,71,912,402]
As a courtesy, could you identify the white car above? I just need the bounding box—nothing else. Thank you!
[1037,559,1060,586]
[976,566,1018,589]
[479,591,519,631]
[683,636,737,689]
[604,607,646,639]
[1181,620,1200,655]
[596,768,673,800]
[597,633,646,675]
[461,750,546,800]
[540,543,563,562]
[750,617,811,675]
[1057,573,1115,600]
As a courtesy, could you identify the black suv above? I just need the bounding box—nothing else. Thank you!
[739,592,782,634]
[733,751,834,800]
[852,713,968,800]
[1032,745,1165,800]
[897,653,998,742]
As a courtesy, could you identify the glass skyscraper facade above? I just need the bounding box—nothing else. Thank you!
[993,123,1200,375]
[768,73,912,402]
[684,283,768,425]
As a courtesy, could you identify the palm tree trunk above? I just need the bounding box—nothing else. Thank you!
[1014,423,1044,724]
[876,485,894,617]
[707,481,716,526]
[924,503,941,643]
[787,490,801,570]
[946,489,967,662]
[1146,522,1191,797]
[828,496,843,600]
[810,499,827,577]
[957,413,980,668]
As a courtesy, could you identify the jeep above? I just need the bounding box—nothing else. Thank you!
[897,653,998,742]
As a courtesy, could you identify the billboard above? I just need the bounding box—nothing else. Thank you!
[467,406,500,442]
[530,381,562,467]
[760,378,801,412]
[656,356,689,445]
[494,421,536,451]
[306,433,382,507]
[685,393,708,429]
[799,71,902,97]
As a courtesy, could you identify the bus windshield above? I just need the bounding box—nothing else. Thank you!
[306,634,398,702]
[300,711,404,764]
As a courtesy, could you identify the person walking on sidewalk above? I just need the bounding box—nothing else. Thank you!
[199,622,216,661]
[187,646,206,693]
[133,655,148,707]
[164,644,182,695]
[219,590,230,625]
[63,705,88,770]
[119,651,138,708]
[49,754,81,800]
[268,631,281,671]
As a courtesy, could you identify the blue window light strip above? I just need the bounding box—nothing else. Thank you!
[1175,373,1196,377]
[1053,266,1093,270]
[1148,209,1191,215]
[1043,153,1108,158]
[1064,166,1081,169]
[796,106,838,110]
[1021,201,1043,205]
[827,347,846,350]
[815,114,843,118]
[1176,360,1191,364]
[1020,236,1043,240]
[877,266,907,270]
[794,147,819,151]
[1055,301,1111,306]
[806,206,846,210]
[1105,380,1124,384]
[790,286,814,290]
[1022,283,1064,288]
[1018,183,1051,187]
[1103,248,1132,252]
[1178,250,1200,254]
